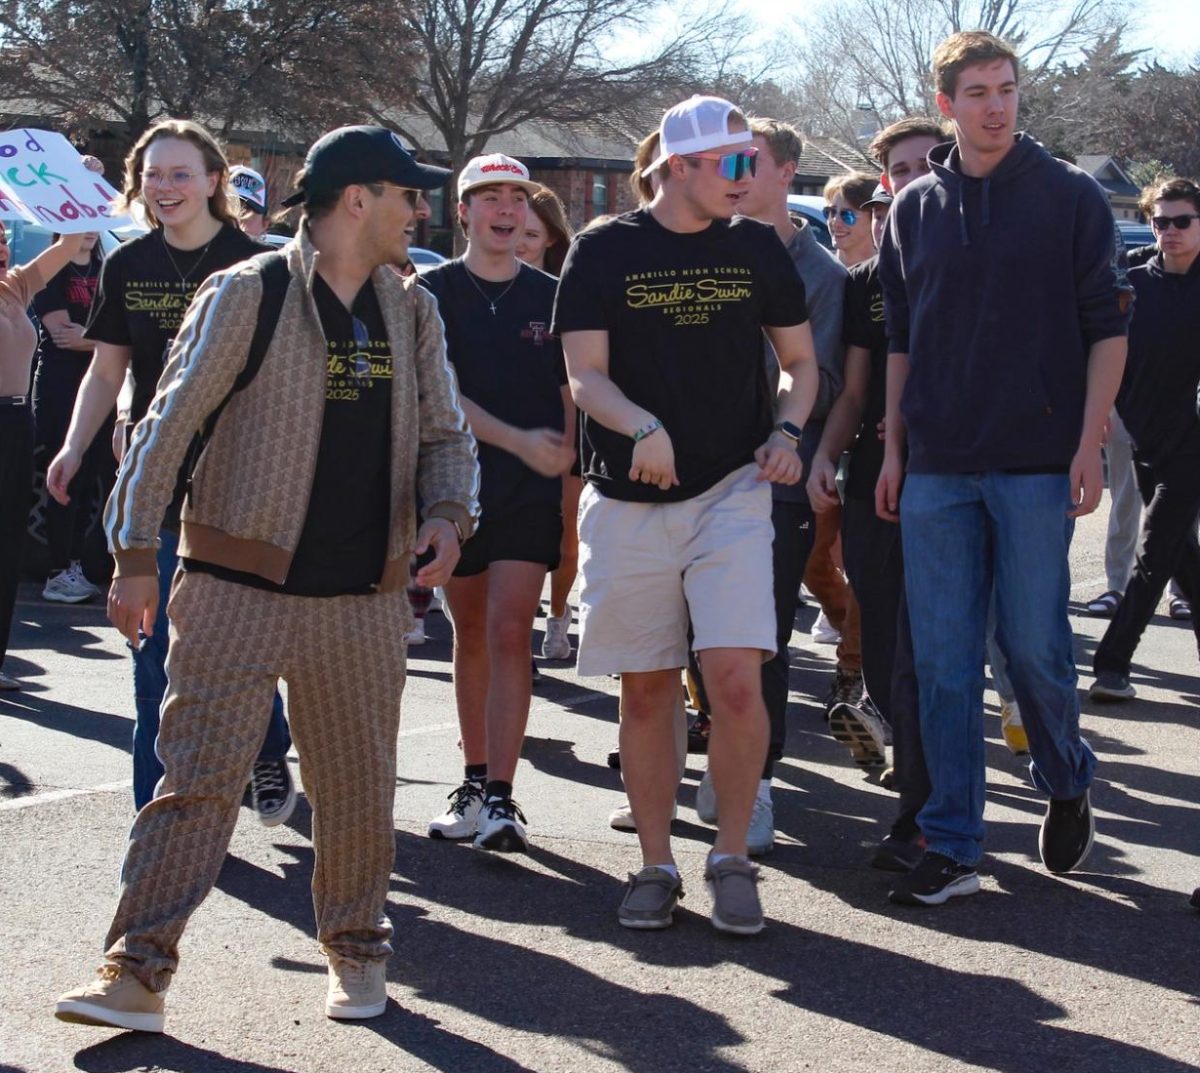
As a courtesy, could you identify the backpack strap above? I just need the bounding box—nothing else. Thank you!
[185,249,291,501]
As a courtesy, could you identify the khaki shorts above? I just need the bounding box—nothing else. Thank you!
[576,463,776,676]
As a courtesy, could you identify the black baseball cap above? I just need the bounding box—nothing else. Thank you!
[862,181,894,209]
[281,126,450,208]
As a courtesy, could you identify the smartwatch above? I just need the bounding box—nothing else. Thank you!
[773,420,803,443]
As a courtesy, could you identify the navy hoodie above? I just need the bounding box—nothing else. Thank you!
[1116,252,1200,467]
[879,134,1130,474]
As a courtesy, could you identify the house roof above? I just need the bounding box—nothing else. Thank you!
[1075,154,1140,199]
[384,111,638,167]
[799,135,877,180]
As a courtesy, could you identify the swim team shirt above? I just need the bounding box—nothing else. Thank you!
[421,259,566,520]
[86,225,265,423]
[552,209,808,503]
[184,275,393,596]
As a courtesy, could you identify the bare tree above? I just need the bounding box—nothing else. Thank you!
[787,0,1129,141]
[0,0,412,147]
[372,0,748,169]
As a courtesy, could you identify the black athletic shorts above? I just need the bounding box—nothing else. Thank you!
[454,501,563,578]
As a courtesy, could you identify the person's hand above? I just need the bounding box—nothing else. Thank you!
[514,428,574,477]
[875,452,904,523]
[46,446,81,505]
[754,431,803,485]
[629,427,678,490]
[413,518,461,588]
[49,320,87,349]
[1069,441,1104,518]
[81,155,104,175]
[806,453,841,511]
[108,575,159,648]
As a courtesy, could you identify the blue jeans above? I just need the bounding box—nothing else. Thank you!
[131,528,291,809]
[900,472,1095,865]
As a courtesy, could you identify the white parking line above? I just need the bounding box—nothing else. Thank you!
[0,689,614,813]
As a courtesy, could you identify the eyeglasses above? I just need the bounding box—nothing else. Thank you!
[349,317,372,379]
[376,183,422,207]
[1150,213,1200,231]
[142,169,205,189]
[824,206,860,226]
[684,148,758,181]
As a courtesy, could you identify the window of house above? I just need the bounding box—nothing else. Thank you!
[590,172,609,220]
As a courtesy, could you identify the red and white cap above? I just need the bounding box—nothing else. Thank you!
[457,153,541,199]
[647,95,751,172]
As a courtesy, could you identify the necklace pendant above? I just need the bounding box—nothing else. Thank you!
[489,303,496,315]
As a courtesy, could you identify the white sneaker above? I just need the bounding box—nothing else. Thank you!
[428,780,484,840]
[696,773,773,854]
[474,796,529,853]
[608,798,677,832]
[541,606,573,660]
[325,954,387,1020]
[428,588,444,614]
[696,770,718,825]
[404,619,426,645]
[747,796,775,856]
[811,610,841,645]
[42,562,99,604]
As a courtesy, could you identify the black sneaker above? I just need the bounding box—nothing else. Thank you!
[250,758,296,827]
[687,712,711,754]
[1039,789,1095,874]
[889,850,980,906]
[1089,672,1135,701]
[822,669,864,720]
[1190,887,1200,911]
[474,796,529,853]
[872,830,926,873]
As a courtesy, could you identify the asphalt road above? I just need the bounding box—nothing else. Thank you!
[1,507,1198,1073]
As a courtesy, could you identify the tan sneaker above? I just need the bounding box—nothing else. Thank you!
[326,954,387,1020]
[55,963,165,1032]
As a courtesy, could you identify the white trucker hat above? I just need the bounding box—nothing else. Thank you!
[229,165,268,214]
[457,153,541,199]
[646,95,752,172]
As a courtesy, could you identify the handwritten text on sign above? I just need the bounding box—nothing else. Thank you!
[0,129,130,231]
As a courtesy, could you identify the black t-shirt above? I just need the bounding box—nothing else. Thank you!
[421,259,566,519]
[33,249,103,369]
[85,225,265,423]
[842,255,887,502]
[551,209,808,502]
[185,275,393,596]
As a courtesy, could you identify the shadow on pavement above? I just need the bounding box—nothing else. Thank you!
[74,1036,296,1073]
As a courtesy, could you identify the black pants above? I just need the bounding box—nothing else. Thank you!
[32,354,114,572]
[1094,452,1200,677]
[841,495,929,828]
[761,499,816,777]
[0,406,34,668]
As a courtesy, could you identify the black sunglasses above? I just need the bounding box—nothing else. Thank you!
[1151,213,1200,231]
[823,206,859,226]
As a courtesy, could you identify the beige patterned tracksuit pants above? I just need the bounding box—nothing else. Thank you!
[103,570,408,993]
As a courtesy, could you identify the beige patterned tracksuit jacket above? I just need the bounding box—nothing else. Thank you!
[99,228,479,991]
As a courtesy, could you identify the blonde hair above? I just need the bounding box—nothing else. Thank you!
[115,119,238,229]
